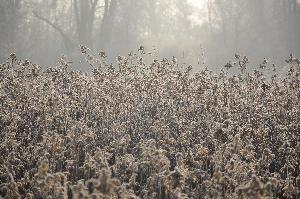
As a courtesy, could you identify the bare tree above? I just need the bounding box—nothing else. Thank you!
[0,0,21,60]
[98,0,118,50]
[32,11,75,51]
[73,0,99,48]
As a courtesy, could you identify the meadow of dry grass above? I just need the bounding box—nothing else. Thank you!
[0,49,299,198]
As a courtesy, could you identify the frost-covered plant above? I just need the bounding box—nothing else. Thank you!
[0,50,299,198]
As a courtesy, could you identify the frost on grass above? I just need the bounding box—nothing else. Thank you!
[0,50,299,198]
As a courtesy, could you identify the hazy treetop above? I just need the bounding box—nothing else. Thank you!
[0,0,300,69]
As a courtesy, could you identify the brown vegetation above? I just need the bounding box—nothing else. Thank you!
[0,49,299,198]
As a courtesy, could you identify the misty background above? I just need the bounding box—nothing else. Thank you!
[0,0,300,70]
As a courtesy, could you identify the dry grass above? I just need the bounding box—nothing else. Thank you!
[0,49,299,198]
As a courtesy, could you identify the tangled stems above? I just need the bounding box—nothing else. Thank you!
[0,50,299,198]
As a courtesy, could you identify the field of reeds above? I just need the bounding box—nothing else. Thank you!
[0,48,299,198]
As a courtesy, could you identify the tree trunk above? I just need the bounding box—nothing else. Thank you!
[74,0,98,48]
[98,0,118,50]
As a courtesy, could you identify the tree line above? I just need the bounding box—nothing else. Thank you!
[0,0,300,68]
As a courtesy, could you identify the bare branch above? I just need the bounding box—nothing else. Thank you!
[32,11,74,50]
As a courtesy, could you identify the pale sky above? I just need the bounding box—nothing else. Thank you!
[188,0,208,26]
[188,0,207,9]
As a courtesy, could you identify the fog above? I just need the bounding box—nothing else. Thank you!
[1,0,300,70]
